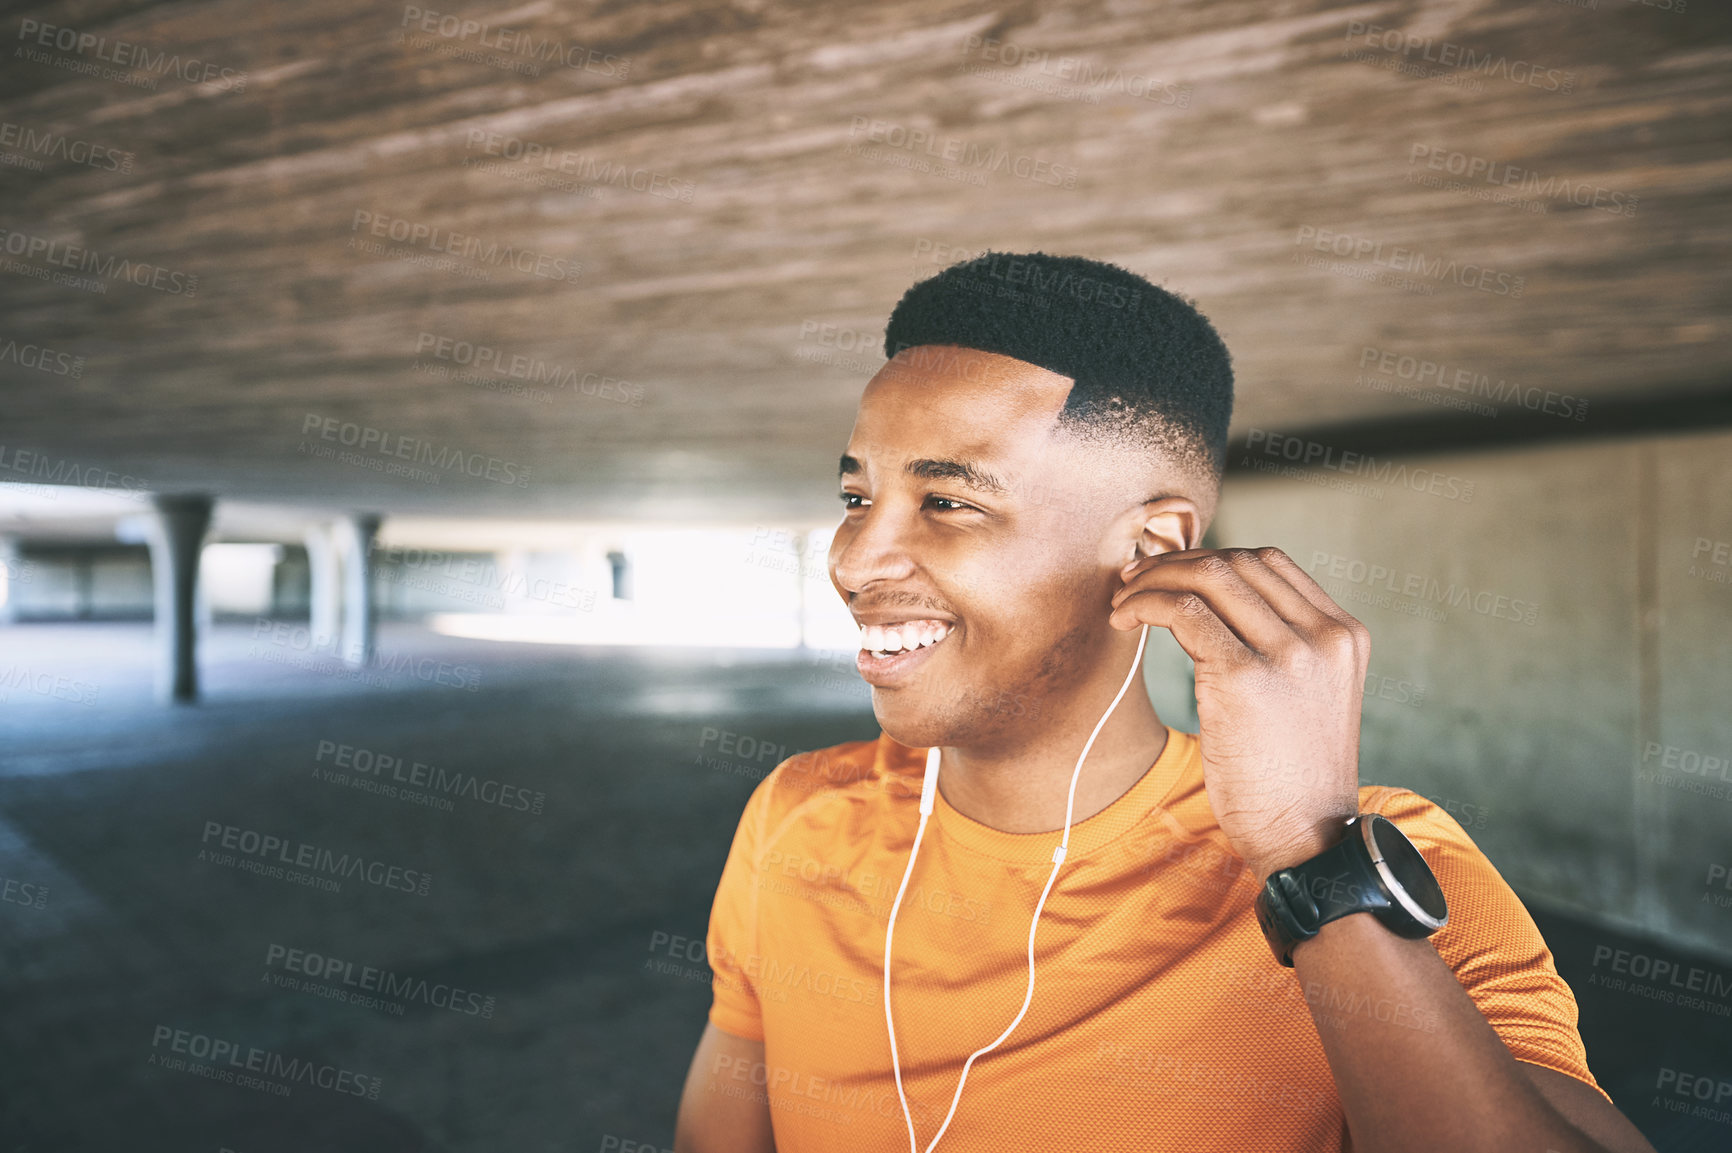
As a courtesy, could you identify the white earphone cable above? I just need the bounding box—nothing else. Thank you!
[884,622,1151,1152]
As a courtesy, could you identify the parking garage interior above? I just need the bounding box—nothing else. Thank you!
[2,1,1730,1150]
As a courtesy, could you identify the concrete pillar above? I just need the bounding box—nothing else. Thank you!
[501,547,531,611]
[335,513,382,667]
[607,549,631,601]
[0,534,20,624]
[793,530,809,651]
[148,494,214,704]
[304,522,341,653]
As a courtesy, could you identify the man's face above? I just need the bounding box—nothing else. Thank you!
[829,345,1143,751]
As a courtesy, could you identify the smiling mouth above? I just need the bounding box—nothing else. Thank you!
[858,619,954,659]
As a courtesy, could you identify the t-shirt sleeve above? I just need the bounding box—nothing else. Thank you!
[1361,787,1611,1105]
[704,768,780,1041]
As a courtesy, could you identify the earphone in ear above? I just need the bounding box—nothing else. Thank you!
[882,621,1152,1151]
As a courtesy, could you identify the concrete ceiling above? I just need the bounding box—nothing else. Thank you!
[1,0,1727,524]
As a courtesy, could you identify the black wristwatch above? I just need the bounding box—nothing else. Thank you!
[1253,814,1448,967]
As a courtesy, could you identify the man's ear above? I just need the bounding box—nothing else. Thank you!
[1134,496,1202,561]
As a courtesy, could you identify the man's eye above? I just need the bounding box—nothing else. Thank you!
[839,492,867,509]
[926,496,973,512]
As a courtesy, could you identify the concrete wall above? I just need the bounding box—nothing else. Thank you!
[5,545,154,620]
[4,544,563,623]
[1142,429,1732,958]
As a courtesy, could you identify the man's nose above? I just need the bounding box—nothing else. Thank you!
[830,510,917,592]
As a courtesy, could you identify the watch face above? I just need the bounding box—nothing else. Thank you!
[1366,816,1448,925]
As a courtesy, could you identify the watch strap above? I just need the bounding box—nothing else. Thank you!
[1288,821,1396,931]
[1254,816,1441,966]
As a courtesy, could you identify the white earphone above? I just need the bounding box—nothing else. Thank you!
[882,620,1152,1151]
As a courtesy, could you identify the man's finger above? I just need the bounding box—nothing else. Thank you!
[1248,547,1362,628]
[1114,552,1300,657]
[1109,586,1254,667]
[1219,549,1349,637]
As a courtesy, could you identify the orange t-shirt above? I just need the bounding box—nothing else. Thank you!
[704,726,1605,1151]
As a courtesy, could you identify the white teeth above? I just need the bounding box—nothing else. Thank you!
[859,619,953,655]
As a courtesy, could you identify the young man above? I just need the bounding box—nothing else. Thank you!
[674,253,1654,1153]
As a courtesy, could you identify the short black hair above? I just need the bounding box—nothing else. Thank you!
[882,251,1233,480]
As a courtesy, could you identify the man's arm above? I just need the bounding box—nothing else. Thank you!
[1524,1064,1657,1153]
[673,1023,776,1153]
[1111,546,1656,1153]
[1291,912,1655,1153]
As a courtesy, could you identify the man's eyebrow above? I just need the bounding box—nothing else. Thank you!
[905,457,1008,495]
[838,453,1010,496]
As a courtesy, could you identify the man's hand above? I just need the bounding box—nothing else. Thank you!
[1113,546,1659,1153]
[1109,546,1367,878]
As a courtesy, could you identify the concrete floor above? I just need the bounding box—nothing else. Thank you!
[0,623,1725,1151]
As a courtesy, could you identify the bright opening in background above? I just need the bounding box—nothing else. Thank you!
[429,525,860,650]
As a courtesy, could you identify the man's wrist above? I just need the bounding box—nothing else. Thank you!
[1289,903,1405,963]
[1243,818,1355,880]
[1252,812,1452,968]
